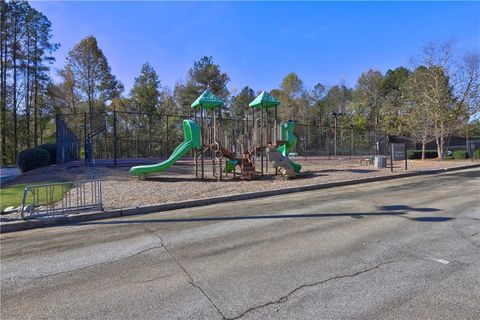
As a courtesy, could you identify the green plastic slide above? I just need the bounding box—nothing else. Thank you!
[224,159,239,173]
[130,120,202,176]
[277,120,302,173]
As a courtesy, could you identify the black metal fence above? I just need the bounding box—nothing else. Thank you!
[56,111,389,165]
[293,123,388,158]
[56,114,81,164]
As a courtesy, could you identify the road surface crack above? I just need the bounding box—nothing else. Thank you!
[228,259,409,320]
[136,272,176,284]
[6,245,163,285]
[149,232,228,320]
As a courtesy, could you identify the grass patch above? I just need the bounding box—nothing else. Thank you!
[1,182,71,211]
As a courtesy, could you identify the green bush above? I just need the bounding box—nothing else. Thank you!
[473,149,480,160]
[79,146,85,159]
[407,150,438,159]
[453,150,468,159]
[16,147,50,172]
[38,143,56,164]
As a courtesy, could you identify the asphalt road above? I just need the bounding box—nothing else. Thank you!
[0,167,21,185]
[1,168,479,320]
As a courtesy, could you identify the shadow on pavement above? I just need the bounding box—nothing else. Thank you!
[78,206,453,226]
[378,205,441,212]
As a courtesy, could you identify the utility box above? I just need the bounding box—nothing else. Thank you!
[374,156,386,168]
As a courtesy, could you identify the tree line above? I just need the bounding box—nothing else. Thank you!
[1,1,479,165]
[1,0,58,164]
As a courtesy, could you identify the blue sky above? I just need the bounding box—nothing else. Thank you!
[31,1,480,95]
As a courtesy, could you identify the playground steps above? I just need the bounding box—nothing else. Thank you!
[241,151,258,180]
[266,147,296,178]
[219,147,235,160]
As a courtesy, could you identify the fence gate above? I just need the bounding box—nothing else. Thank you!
[56,114,81,164]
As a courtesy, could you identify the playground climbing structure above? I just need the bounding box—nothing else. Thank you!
[129,89,301,180]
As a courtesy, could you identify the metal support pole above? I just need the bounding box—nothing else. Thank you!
[390,143,394,173]
[261,106,264,176]
[148,116,152,157]
[404,143,407,170]
[307,122,310,160]
[113,110,117,166]
[350,126,353,160]
[84,112,87,165]
[234,119,237,178]
[194,109,198,178]
[274,110,278,176]
[466,117,469,158]
[274,106,278,145]
[165,115,169,157]
[252,107,255,167]
[252,107,255,147]
[201,107,204,179]
[334,116,337,158]
[265,107,268,173]
[55,114,60,164]
[304,124,308,161]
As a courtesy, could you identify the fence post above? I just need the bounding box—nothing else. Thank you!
[135,113,139,158]
[390,143,394,172]
[304,127,307,161]
[55,114,60,164]
[350,126,354,160]
[84,112,87,165]
[201,108,204,179]
[327,127,330,160]
[149,116,152,157]
[165,115,169,157]
[113,110,117,166]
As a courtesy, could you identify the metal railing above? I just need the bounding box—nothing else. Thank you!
[21,180,103,219]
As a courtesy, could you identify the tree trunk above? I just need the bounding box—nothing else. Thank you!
[33,35,38,146]
[12,25,18,160]
[422,142,426,160]
[70,83,76,114]
[435,135,441,160]
[0,3,6,164]
[25,37,31,148]
[439,121,445,160]
[2,28,7,163]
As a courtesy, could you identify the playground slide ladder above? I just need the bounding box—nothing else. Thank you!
[234,138,259,180]
[241,150,257,180]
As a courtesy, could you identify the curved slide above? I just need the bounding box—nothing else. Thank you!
[130,120,202,176]
[277,121,301,173]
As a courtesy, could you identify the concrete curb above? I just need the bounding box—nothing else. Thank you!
[2,163,479,233]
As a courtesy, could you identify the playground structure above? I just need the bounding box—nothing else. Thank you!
[130,90,302,180]
[55,101,391,169]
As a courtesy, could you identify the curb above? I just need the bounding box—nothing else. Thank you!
[2,163,479,234]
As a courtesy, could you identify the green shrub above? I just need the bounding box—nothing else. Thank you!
[444,155,454,160]
[16,147,50,172]
[80,146,85,159]
[453,150,468,159]
[38,143,56,164]
[473,149,480,160]
[407,150,438,159]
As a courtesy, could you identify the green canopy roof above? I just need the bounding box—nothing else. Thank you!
[191,90,225,109]
[248,91,280,109]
